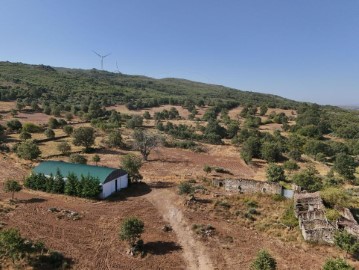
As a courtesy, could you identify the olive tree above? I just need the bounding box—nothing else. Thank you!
[3,180,22,200]
[132,129,160,161]
[119,217,144,254]
[72,127,96,152]
[16,140,41,160]
[121,154,143,183]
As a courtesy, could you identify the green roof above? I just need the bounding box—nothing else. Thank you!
[33,161,124,184]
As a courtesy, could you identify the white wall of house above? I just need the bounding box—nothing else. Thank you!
[100,174,128,199]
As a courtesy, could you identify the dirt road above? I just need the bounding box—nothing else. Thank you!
[146,188,214,270]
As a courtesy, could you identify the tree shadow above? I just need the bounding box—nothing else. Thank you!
[18,198,47,204]
[149,181,175,189]
[144,241,182,255]
[106,182,152,202]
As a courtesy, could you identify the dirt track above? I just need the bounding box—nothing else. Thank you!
[146,188,213,270]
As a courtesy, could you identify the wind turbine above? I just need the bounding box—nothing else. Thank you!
[93,51,111,70]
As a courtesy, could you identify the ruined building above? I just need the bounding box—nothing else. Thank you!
[212,178,283,195]
[294,192,336,243]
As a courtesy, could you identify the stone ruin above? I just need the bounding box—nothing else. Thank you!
[338,208,359,238]
[294,192,336,243]
[212,178,283,195]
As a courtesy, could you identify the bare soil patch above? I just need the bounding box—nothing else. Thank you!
[1,185,186,270]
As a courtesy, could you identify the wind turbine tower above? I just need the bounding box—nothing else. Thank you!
[93,51,111,70]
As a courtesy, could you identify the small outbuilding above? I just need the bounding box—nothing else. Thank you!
[33,161,128,199]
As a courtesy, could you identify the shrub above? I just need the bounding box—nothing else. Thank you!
[334,230,359,258]
[19,131,32,140]
[119,217,144,248]
[57,141,71,155]
[178,182,194,195]
[322,258,354,270]
[22,123,43,133]
[250,249,277,270]
[44,128,55,139]
[266,164,285,182]
[121,154,143,183]
[7,119,22,132]
[16,140,41,160]
[63,125,74,136]
[69,154,87,164]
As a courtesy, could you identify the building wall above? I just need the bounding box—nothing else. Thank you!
[213,179,282,195]
[100,174,128,199]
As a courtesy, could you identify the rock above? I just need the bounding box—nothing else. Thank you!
[48,207,59,213]
[162,225,172,232]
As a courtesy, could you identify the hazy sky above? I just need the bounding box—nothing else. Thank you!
[0,0,358,105]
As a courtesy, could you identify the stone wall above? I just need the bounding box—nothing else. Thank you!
[294,192,336,243]
[212,178,282,195]
[338,208,359,238]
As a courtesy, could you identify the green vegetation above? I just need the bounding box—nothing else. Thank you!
[266,164,285,182]
[0,228,69,268]
[24,172,101,199]
[250,249,277,270]
[178,182,194,195]
[15,139,41,160]
[121,154,143,183]
[3,180,22,200]
[334,230,359,258]
[72,127,96,152]
[322,258,354,270]
[119,217,144,253]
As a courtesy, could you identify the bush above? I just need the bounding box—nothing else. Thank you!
[250,249,277,270]
[121,154,143,183]
[44,128,55,139]
[57,141,71,155]
[16,140,41,160]
[63,125,74,136]
[69,154,87,164]
[7,119,22,132]
[119,217,144,248]
[22,123,43,133]
[266,164,285,182]
[323,258,354,270]
[178,182,194,195]
[321,187,351,208]
[19,131,32,140]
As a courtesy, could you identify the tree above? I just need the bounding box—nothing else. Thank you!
[121,154,143,183]
[92,154,100,165]
[48,117,59,129]
[119,217,144,250]
[250,249,277,270]
[283,160,300,173]
[126,115,143,129]
[3,180,22,200]
[65,112,73,121]
[80,175,101,198]
[322,258,354,270]
[143,111,151,119]
[16,140,41,160]
[240,136,261,164]
[0,228,26,263]
[292,166,323,192]
[106,130,123,148]
[69,154,87,164]
[63,125,74,136]
[261,142,282,162]
[334,230,359,258]
[259,105,268,116]
[333,153,356,180]
[44,128,55,139]
[6,119,22,132]
[72,127,96,152]
[57,141,71,155]
[132,129,159,161]
[64,172,79,196]
[203,165,212,175]
[19,131,32,140]
[266,164,285,182]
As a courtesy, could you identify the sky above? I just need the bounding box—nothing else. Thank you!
[0,0,358,105]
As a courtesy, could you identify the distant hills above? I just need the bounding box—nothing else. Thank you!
[0,61,300,109]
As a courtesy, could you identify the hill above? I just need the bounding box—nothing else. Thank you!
[0,61,299,109]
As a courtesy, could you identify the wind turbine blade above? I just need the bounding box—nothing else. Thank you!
[103,53,111,58]
[92,50,101,57]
